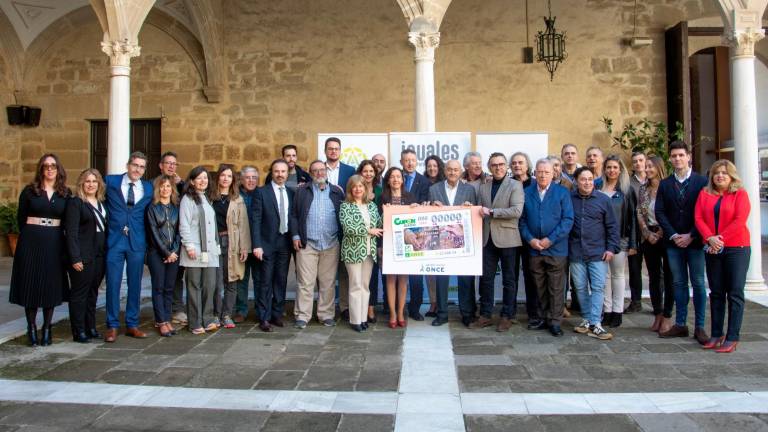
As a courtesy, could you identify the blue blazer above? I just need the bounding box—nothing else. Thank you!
[654,172,707,248]
[332,162,356,192]
[519,183,574,257]
[252,184,295,255]
[406,171,430,203]
[104,174,153,252]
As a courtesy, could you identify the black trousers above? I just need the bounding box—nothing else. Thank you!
[257,237,292,322]
[627,245,644,303]
[67,256,105,333]
[514,246,539,320]
[147,250,179,323]
[479,241,519,318]
[407,274,424,317]
[706,247,750,341]
[642,239,674,317]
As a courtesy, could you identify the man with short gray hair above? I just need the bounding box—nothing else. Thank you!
[233,166,261,323]
[461,151,489,192]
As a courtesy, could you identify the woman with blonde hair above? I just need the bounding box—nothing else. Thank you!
[694,160,750,353]
[210,164,251,329]
[637,156,673,333]
[340,175,383,332]
[65,168,107,343]
[146,175,181,337]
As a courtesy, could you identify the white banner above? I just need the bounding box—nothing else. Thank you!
[317,133,388,167]
[389,132,471,172]
[475,132,549,169]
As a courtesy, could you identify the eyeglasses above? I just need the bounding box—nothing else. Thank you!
[489,163,506,169]
[42,164,58,171]
[162,161,178,167]
[129,163,147,170]
[243,176,258,180]
[310,168,327,174]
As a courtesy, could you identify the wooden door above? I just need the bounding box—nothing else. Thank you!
[665,22,691,145]
[90,119,162,179]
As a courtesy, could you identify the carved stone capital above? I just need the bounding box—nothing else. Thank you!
[408,32,440,61]
[100,39,141,67]
[725,27,765,58]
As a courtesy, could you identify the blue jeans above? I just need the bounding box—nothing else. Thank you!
[666,247,706,328]
[569,260,607,326]
[705,247,750,341]
[147,250,179,323]
[105,239,145,329]
[235,255,260,316]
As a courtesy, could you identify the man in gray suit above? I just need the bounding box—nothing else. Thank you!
[428,160,477,326]
[475,152,525,332]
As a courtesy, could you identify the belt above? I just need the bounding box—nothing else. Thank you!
[27,217,61,227]
[218,231,229,236]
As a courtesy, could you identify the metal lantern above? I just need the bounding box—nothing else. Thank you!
[536,0,567,81]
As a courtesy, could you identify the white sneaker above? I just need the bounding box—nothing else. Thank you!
[573,319,590,334]
[588,324,613,340]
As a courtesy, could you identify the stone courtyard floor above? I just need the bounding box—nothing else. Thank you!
[0,295,767,431]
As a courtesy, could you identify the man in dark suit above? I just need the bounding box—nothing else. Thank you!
[655,141,709,343]
[324,137,355,318]
[401,148,430,320]
[252,159,295,332]
[265,144,312,192]
[103,152,154,342]
[476,153,525,332]
[428,159,477,326]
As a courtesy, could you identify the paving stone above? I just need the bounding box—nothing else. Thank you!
[0,365,52,380]
[254,370,304,390]
[89,406,269,431]
[298,366,360,391]
[453,345,506,355]
[37,359,118,382]
[686,413,768,432]
[583,365,636,380]
[171,353,219,368]
[528,364,591,380]
[458,365,531,381]
[537,414,641,431]
[271,355,314,370]
[187,365,266,389]
[315,350,364,367]
[362,354,401,370]
[0,403,111,428]
[141,339,201,355]
[459,380,512,393]
[80,348,141,361]
[188,339,239,354]
[260,412,340,432]
[143,367,198,387]
[365,343,402,355]
[98,369,155,385]
[558,343,612,355]
[465,415,544,432]
[220,339,283,366]
[675,364,742,379]
[641,343,687,353]
[454,355,513,366]
[113,354,176,372]
[733,363,768,378]
[337,414,394,432]
[355,369,399,392]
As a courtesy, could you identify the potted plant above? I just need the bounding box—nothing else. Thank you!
[0,202,20,256]
[601,117,685,171]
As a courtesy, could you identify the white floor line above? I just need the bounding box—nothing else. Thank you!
[1,378,767,416]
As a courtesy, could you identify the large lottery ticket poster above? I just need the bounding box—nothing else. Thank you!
[382,205,483,276]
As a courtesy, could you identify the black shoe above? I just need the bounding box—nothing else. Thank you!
[431,317,448,326]
[87,328,102,339]
[341,309,350,321]
[367,315,377,324]
[610,313,622,328]
[73,331,91,343]
[601,312,613,326]
[40,326,52,346]
[26,325,38,347]
[461,317,473,328]
[624,301,642,314]
[409,312,424,321]
[549,325,564,337]
[527,319,547,330]
[350,324,363,333]
[425,310,438,318]
[361,322,369,330]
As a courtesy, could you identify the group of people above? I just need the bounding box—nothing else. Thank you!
[8,138,751,353]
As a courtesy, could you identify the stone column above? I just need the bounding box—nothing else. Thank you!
[408,32,440,132]
[101,39,140,174]
[727,27,765,290]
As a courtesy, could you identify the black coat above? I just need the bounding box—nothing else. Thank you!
[654,172,707,248]
[145,202,181,258]
[252,184,296,254]
[65,197,107,265]
[290,183,345,248]
[265,165,312,188]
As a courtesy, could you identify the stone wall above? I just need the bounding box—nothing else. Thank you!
[0,0,760,197]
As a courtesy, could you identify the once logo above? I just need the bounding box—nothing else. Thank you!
[393,217,416,225]
[419,264,445,273]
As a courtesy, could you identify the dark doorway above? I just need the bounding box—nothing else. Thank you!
[690,47,732,172]
[90,119,162,179]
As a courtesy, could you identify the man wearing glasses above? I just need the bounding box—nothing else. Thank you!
[103,152,154,342]
[157,151,188,325]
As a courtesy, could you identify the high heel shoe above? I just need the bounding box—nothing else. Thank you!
[388,320,397,329]
[715,340,738,353]
[40,325,52,346]
[26,325,38,347]
[702,336,725,350]
[397,320,407,328]
[158,322,172,337]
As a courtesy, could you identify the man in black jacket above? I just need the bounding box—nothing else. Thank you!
[265,144,311,192]
[655,141,708,343]
[401,148,430,320]
[290,160,345,329]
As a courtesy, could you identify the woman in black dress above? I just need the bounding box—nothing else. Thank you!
[65,168,107,343]
[10,154,70,346]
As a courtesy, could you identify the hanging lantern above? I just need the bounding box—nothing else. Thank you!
[536,0,567,81]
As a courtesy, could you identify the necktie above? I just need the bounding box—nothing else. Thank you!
[279,186,287,234]
[127,183,135,207]
[405,174,413,192]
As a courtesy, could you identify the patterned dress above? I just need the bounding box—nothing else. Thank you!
[339,201,381,264]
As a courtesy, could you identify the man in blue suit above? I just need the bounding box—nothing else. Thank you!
[103,152,153,342]
[401,148,431,320]
[323,137,355,318]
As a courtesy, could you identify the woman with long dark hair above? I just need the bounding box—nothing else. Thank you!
[10,154,71,346]
[357,160,382,323]
[65,168,107,343]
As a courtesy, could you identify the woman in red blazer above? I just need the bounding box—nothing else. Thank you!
[694,160,750,353]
